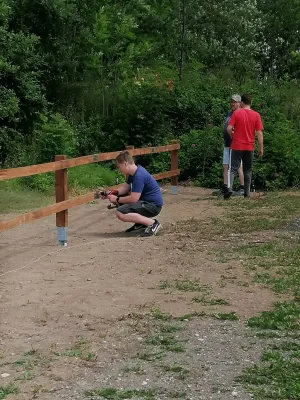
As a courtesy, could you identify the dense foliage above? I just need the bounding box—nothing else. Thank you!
[1,0,300,189]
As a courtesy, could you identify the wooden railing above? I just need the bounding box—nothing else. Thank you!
[0,141,180,245]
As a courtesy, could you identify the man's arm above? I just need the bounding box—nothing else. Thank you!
[256,130,264,157]
[227,124,234,137]
[227,114,236,137]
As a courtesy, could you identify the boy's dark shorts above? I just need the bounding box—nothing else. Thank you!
[117,201,162,218]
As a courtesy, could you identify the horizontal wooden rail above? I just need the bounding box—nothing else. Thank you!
[0,169,179,233]
[0,143,180,181]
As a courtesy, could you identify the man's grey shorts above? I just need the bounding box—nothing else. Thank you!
[117,201,162,218]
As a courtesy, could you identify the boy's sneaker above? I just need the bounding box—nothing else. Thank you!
[140,220,162,237]
[125,223,145,233]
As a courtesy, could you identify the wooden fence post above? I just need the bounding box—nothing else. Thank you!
[55,155,68,246]
[170,140,179,194]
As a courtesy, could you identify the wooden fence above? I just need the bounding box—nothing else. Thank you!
[0,141,180,245]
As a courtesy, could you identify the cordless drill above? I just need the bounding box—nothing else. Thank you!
[94,189,120,209]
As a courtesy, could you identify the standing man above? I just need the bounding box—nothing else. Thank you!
[213,94,244,196]
[224,94,264,199]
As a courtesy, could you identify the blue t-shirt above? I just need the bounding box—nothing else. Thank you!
[127,165,163,207]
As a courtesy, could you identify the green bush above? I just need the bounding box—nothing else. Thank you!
[179,127,223,187]
[34,113,76,163]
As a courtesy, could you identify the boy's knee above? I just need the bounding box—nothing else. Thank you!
[116,211,125,221]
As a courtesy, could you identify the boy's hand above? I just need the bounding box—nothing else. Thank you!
[107,194,118,204]
[258,148,263,157]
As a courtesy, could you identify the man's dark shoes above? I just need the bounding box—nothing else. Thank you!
[212,184,227,197]
[140,220,162,237]
[125,223,145,233]
[223,187,233,200]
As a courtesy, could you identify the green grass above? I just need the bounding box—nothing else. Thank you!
[121,364,145,375]
[0,385,19,399]
[151,308,172,321]
[54,337,95,361]
[247,302,300,331]
[158,279,211,293]
[238,352,300,399]
[137,349,166,361]
[0,164,118,213]
[159,324,184,333]
[239,302,300,399]
[162,364,189,380]
[212,312,239,321]
[0,181,52,213]
[145,334,185,353]
[175,311,206,321]
[85,388,156,399]
[192,296,230,306]
[85,388,186,399]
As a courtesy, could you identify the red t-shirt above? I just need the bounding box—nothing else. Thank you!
[228,108,264,151]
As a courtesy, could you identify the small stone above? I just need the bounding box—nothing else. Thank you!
[1,373,10,378]
[142,381,148,385]
[87,278,92,281]
[232,391,238,397]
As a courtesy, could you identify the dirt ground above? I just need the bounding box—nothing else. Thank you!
[0,187,281,400]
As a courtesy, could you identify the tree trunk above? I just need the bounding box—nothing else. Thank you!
[179,0,186,81]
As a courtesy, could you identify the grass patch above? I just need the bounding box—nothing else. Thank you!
[85,388,157,399]
[171,193,300,240]
[240,301,300,399]
[85,388,186,399]
[158,279,211,293]
[54,337,96,361]
[236,242,300,295]
[175,311,206,321]
[13,349,50,370]
[159,324,184,333]
[212,312,239,321]
[192,296,230,306]
[247,302,300,330]
[0,385,19,399]
[121,364,145,375]
[145,334,185,353]
[151,308,172,321]
[137,349,166,361]
[0,181,52,214]
[238,350,300,399]
[162,363,189,380]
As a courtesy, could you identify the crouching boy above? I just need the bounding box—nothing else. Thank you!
[107,150,163,237]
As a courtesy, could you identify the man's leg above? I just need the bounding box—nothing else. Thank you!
[242,151,254,198]
[224,150,242,199]
[238,164,244,186]
[212,147,229,196]
[223,147,230,187]
[233,162,245,196]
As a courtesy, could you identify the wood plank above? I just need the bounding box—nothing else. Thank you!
[153,169,180,180]
[0,143,180,181]
[0,169,180,233]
